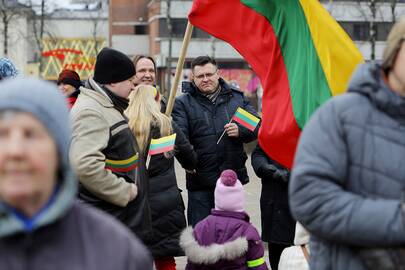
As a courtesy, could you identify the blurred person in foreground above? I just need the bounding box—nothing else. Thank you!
[290,17,405,270]
[0,78,152,269]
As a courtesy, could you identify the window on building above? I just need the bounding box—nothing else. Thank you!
[353,23,370,40]
[134,25,148,35]
[340,21,394,41]
[159,18,210,38]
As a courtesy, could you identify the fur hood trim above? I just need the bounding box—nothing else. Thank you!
[180,226,248,264]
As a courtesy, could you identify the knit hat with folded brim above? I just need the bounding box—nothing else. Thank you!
[215,169,245,212]
[93,48,135,84]
[0,78,77,235]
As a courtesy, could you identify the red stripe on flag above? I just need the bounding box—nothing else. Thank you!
[189,0,301,168]
[148,145,174,156]
[232,115,256,131]
[105,162,138,172]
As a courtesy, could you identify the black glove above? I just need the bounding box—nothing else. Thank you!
[259,164,277,178]
[273,169,290,183]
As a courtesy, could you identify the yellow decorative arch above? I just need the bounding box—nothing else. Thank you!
[41,38,106,80]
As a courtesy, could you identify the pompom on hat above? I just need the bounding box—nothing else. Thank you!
[214,169,245,212]
[0,58,18,80]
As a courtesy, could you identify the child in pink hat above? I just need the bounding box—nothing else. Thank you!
[180,169,269,270]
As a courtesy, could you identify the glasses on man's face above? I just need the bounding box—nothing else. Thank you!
[193,70,218,80]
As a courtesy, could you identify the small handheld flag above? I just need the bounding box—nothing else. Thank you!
[217,107,260,144]
[146,133,177,169]
[148,133,177,156]
[232,107,260,132]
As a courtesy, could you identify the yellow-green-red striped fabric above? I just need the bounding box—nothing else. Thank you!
[105,153,138,172]
[148,133,176,156]
[232,107,260,131]
[189,0,363,168]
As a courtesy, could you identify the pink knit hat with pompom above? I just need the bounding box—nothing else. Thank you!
[214,169,245,212]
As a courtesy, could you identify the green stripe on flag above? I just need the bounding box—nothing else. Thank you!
[235,111,259,128]
[241,0,332,128]
[149,140,175,150]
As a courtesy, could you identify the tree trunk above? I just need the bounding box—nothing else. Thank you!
[369,0,376,60]
[2,11,8,56]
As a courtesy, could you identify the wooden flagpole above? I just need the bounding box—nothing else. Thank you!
[165,21,194,116]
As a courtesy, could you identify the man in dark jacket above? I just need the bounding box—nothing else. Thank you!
[70,48,151,243]
[0,78,152,269]
[289,18,405,270]
[172,56,259,226]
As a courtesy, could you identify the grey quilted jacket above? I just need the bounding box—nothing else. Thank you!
[290,62,405,270]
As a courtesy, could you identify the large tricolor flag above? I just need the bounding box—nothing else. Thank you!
[189,0,364,169]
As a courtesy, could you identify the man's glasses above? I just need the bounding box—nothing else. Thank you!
[193,70,218,80]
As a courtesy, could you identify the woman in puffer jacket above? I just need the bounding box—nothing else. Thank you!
[126,85,197,270]
[289,18,405,270]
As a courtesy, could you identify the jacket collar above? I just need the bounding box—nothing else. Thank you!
[180,226,248,265]
[348,62,405,121]
[80,77,114,108]
[0,170,76,237]
[211,209,250,222]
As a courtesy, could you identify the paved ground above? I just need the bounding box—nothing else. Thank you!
[167,142,271,269]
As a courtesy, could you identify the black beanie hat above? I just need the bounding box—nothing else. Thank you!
[93,48,135,84]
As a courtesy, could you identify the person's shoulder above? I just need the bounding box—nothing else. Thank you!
[317,92,369,119]
[70,202,141,244]
[230,86,245,96]
[68,203,153,268]
[73,88,103,111]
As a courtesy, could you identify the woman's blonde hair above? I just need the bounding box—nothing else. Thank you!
[382,17,405,72]
[126,85,172,155]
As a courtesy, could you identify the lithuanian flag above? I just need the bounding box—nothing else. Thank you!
[148,134,177,156]
[232,107,260,131]
[189,0,364,169]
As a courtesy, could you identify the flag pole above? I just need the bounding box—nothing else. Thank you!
[165,21,194,116]
[216,118,233,145]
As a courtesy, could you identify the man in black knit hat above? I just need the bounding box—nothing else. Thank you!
[70,47,152,243]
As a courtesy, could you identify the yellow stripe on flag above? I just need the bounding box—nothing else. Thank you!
[299,0,364,96]
[150,133,177,145]
[236,107,260,124]
[105,153,138,165]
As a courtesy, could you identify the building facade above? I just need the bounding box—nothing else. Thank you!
[0,0,109,79]
[109,0,405,93]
